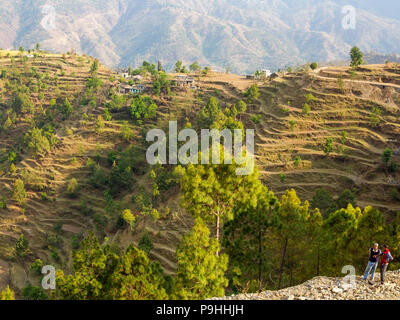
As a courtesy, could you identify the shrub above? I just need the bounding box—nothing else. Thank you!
[336,189,356,209]
[67,178,79,198]
[30,259,44,275]
[245,84,260,103]
[302,103,310,114]
[310,62,318,70]
[250,114,262,124]
[13,179,27,205]
[294,156,301,167]
[324,138,334,154]
[11,92,33,114]
[118,209,136,229]
[138,233,153,254]
[0,196,6,209]
[60,98,73,118]
[369,107,381,127]
[15,233,29,257]
[22,284,47,300]
[87,163,108,189]
[95,115,105,132]
[79,199,94,216]
[289,120,296,130]
[382,148,393,166]
[391,188,400,201]
[120,121,134,141]
[24,127,50,155]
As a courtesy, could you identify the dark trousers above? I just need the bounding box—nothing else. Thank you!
[380,263,388,284]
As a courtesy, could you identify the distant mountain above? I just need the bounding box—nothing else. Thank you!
[2,0,400,73]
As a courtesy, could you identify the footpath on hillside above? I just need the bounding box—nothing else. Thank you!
[212,270,400,300]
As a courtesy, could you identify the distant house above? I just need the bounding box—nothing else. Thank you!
[262,69,272,77]
[174,75,196,88]
[132,84,145,94]
[119,84,133,94]
[246,75,255,80]
[119,84,146,95]
[119,72,130,79]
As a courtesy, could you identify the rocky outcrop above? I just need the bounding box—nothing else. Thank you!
[213,270,400,300]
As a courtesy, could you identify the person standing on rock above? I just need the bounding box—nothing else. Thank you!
[363,243,381,283]
[379,244,393,285]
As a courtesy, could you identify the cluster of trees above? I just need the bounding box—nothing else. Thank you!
[179,157,400,293]
[86,145,147,197]
[130,95,157,122]
[49,149,400,300]
[24,125,58,155]
[174,60,210,75]
[197,96,246,131]
[54,223,228,300]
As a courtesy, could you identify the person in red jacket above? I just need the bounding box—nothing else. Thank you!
[379,244,393,285]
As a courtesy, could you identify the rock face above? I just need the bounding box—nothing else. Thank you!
[213,270,400,300]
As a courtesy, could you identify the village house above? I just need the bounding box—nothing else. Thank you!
[120,72,130,79]
[174,75,196,89]
[261,69,272,77]
[132,84,145,94]
[119,84,146,95]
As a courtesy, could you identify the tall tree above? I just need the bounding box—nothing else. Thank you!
[311,188,337,218]
[174,218,228,299]
[273,189,309,289]
[180,150,261,251]
[321,204,359,276]
[223,186,277,293]
[174,61,183,73]
[157,60,164,72]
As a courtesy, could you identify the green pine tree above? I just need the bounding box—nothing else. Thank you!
[174,218,228,299]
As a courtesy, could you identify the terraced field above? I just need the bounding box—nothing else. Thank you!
[198,65,400,213]
[1,51,400,292]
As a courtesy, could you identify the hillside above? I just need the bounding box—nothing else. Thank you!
[2,0,400,73]
[213,269,400,300]
[0,49,400,297]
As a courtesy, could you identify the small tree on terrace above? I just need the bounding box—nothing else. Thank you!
[13,178,27,205]
[382,148,392,167]
[245,84,260,103]
[350,46,363,68]
[310,62,318,70]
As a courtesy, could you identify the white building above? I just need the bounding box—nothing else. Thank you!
[262,69,272,77]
